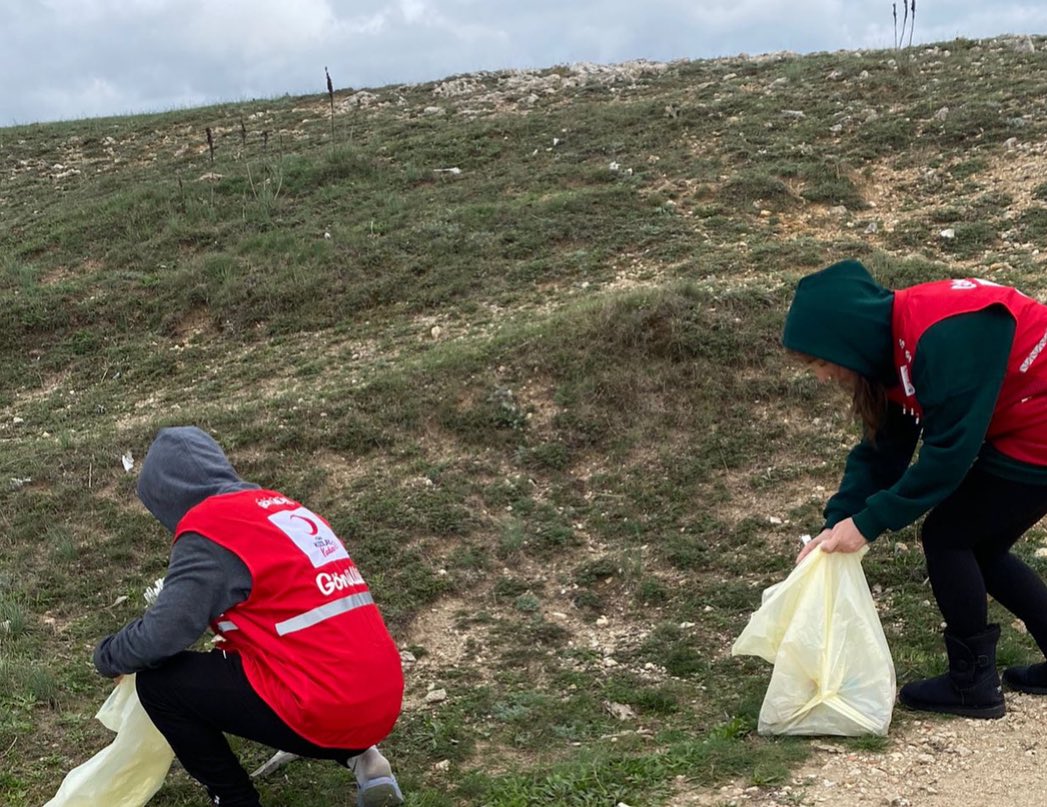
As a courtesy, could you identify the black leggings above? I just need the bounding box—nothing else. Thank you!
[136,650,365,807]
[921,465,1047,647]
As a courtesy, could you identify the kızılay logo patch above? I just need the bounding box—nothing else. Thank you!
[268,507,349,568]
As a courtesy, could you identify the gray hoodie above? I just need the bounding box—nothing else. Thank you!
[93,427,258,677]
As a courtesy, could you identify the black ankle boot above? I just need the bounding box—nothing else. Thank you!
[898,624,1005,719]
[1003,661,1047,694]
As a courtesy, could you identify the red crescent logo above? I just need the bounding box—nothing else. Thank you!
[290,515,320,536]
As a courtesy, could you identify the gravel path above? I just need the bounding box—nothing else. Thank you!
[690,693,1047,807]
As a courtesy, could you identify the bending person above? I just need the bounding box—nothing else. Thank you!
[785,260,1047,719]
[94,426,405,806]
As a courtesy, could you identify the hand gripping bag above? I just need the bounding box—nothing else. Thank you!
[44,674,175,807]
[731,546,895,736]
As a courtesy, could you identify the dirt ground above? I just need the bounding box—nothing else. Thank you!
[683,692,1047,807]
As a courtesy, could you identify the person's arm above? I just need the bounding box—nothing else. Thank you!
[92,533,252,677]
[822,403,922,530]
[850,307,1015,540]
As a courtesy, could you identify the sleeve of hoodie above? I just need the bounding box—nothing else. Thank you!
[92,533,252,677]
[842,307,1015,541]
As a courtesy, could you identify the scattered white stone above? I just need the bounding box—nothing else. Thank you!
[430,325,443,340]
[121,451,134,472]
[605,702,636,721]
[422,106,445,116]
[865,222,880,234]
[768,515,783,525]
[1034,547,1047,559]
[679,621,696,629]
[609,161,620,172]
[940,228,956,239]
[596,616,610,626]
[782,109,806,119]
[12,416,24,424]
[895,542,910,554]
[425,688,448,704]
[400,650,417,670]
[433,167,461,175]
[935,106,950,121]
[434,759,451,771]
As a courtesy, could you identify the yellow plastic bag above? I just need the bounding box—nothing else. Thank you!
[44,674,175,807]
[731,546,896,736]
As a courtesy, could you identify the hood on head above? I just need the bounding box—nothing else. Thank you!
[782,259,896,385]
[137,426,258,532]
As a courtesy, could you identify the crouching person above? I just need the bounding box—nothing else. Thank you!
[93,426,405,807]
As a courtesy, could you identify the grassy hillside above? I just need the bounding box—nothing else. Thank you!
[3,34,1047,806]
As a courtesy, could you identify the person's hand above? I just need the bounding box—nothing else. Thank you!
[795,518,868,564]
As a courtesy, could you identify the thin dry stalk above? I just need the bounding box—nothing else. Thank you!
[206,127,215,164]
[325,66,335,141]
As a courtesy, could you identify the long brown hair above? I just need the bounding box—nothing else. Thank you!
[852,374,888,443]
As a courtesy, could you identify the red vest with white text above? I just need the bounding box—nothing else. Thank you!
[889,278,1047,464]
[175,490,403,748]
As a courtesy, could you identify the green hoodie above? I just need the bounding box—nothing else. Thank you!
[783,260,1044,541]
[782,259,896,385]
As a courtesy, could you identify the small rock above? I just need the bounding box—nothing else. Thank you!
[781,109,806,119]
[865,222,879,234]
[434,759,451,771]
[605,702,637,721]
[768,516,783,525]
[1005,137,1019,150]
[430,325,443,340]
[422,106,445,116]
[1034,547,1047,559]
[940,228,956,240]
[679,621,696,629]
[596,616,610,627]
[830,205,849,217]
[425,688,448,704]
[934,106,949,122]
[895,542,910,554]
[609,161,620,172]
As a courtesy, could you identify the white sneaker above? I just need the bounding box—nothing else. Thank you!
[351,747,404,807]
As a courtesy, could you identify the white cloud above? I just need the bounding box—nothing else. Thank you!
[3,0,1047,124]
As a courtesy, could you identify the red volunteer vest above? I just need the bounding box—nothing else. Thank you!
[176,490,403,748]
[890,278,1047,464]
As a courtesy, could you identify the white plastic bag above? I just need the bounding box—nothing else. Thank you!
[44,674,175,806]
[731,546,896,736]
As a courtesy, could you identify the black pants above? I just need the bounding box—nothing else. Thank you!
[136,650,365,807]
[922,465,1047,648]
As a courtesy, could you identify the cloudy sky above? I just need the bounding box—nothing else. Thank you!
[3,0,1045,125]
